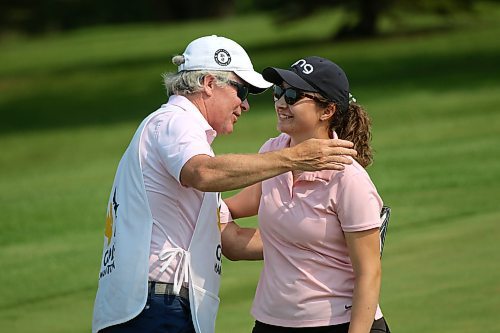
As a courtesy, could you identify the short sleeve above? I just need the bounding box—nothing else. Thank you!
[258,138,274,154]
[219,200,233,224]
[155,113,214,183]
[258,134,290,154]
[336,173,383,232]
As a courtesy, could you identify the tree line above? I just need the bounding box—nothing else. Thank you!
[0,0,486,38]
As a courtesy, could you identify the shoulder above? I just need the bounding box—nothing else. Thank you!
[341,159,370,179]
[330,159,379,196]
[148,104,206,137]
[258,133,290,153]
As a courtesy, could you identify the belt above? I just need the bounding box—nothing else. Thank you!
[148,281,189,300]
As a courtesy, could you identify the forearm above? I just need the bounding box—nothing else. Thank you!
[221,222,263,261]
[348,272,381,333]
[190,152,292,192]
[182,138,356,192]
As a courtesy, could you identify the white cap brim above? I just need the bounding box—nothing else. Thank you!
[235,70,273,94]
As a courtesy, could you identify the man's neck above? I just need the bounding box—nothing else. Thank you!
[185,93,208,121]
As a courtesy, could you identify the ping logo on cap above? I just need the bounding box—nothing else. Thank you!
[292,59,314,74]
[214,49,231,66]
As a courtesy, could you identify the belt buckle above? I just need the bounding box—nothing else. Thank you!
[149,281,189,300]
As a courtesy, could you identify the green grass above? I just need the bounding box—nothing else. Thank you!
[1,3,500,332]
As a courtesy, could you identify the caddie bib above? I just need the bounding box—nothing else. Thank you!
[187,192,222,333]
[154,192,222,333]
[92,106,222,333]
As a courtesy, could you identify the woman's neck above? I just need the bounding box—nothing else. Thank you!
[289,128,331,147]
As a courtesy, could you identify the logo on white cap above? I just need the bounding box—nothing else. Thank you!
[214,49,231,66]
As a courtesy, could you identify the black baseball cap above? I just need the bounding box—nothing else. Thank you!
[262,56,350,112]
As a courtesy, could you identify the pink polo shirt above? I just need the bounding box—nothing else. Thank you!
[252,133,383,327]
[139,95,231,283]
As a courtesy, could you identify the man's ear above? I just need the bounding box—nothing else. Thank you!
[320,104,336,122]
[202,74,217,97]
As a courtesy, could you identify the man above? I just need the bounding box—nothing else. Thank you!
[92,35,357,333]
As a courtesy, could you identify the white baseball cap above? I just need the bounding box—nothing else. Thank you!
[178,35,272,94]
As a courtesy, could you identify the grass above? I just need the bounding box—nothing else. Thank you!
[1,2,500,332]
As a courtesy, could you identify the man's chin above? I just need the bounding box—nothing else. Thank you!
[219,125,234,135]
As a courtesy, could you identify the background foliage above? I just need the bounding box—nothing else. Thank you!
[1,0,493,36]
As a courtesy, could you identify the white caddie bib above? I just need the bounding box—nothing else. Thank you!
[187,192,222,333]
[92,107,222,333]
[92,111,159,333]
[154,192,222,333]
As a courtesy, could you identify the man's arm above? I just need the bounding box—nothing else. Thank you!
[181,138,356,192]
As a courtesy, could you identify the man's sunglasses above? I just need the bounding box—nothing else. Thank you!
[228,80,249,102]
[273,85,325,105]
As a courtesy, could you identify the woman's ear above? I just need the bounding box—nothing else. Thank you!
[320,104,336,122]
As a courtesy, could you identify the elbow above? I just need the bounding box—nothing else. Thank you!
[356,263,382,286]
[185,165,215,192]
[221,237,241,261]
[367,267,382,288]
[221,238,242,262]
[221,225,245,261]
[367,262,382,280]
[220,224,239,261]
[220,223,263,261]
[192,175,211,192]
[222,248,239,261]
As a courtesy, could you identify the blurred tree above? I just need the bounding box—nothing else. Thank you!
[1,0,493,37]
[254,0,477,38]
[0,0,236,35]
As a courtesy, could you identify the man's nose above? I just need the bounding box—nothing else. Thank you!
[241,99,250,112]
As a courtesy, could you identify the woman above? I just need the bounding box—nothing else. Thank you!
[225,56,390,333]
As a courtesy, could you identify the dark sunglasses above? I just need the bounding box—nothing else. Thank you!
[273,85,325,105]
[228,80,250,102]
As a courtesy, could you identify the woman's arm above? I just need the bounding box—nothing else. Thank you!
[220,222,263,260]
[224,182,262,219]
[220,182,263,260]
[345,228,382,333]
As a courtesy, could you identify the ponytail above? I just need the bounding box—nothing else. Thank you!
[329,103,373,168]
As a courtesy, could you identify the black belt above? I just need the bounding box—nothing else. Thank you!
[148,281,189,300]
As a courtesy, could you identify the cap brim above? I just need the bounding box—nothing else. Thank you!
[262,67,317,92]
[235,70,273,94]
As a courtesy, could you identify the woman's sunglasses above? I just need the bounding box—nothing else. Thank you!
[228,80,250,102]
[273,85,325,105]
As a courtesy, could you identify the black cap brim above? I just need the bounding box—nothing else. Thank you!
[262,67,318,92]
[248,86,267,94]
[235,70,272,95]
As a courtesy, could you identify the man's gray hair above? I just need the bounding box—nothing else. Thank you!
[162,70,231,96]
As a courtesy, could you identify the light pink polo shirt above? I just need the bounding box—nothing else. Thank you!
[139,95,231,283]
[252,133,383,327]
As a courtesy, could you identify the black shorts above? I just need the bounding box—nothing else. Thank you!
[252,317,390,333]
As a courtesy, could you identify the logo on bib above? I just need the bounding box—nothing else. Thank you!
[100,188,119,279]
[214,49,231,66]
[214,244,222,275]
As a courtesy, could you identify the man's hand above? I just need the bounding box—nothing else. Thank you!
[284,138,357,171]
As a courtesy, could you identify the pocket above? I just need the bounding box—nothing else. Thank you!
[190,285,220,333]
